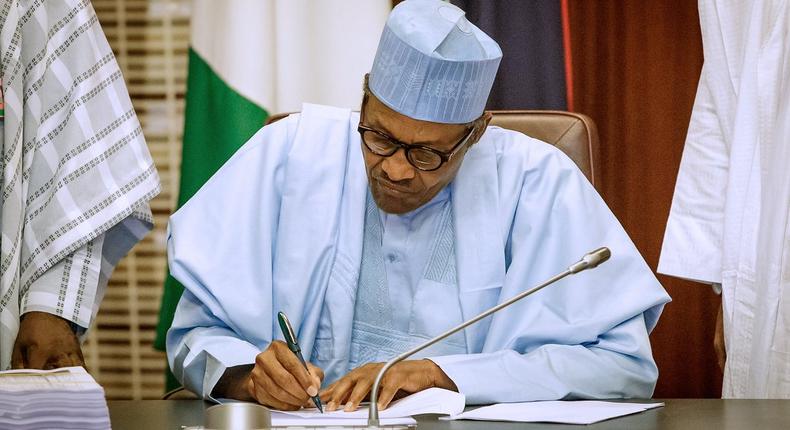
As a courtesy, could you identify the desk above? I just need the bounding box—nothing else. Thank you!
[108,399,790,429]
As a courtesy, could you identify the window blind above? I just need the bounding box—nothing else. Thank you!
[85,0,189,399]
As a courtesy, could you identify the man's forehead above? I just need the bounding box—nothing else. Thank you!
[365,95,467,147]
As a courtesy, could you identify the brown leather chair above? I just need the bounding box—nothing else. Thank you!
[488,111,598,186]
[266,110,599,186]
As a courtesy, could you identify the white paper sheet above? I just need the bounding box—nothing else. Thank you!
[270,388,465,426]
[444,400,664,425]
[270,412,416,427]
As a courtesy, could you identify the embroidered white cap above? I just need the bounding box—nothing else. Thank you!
[369,0,502,124]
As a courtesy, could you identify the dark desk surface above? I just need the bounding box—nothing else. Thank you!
[108,399,790,429]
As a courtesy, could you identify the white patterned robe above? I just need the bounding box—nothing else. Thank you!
[0,0,160,368]
[659,0,790,398]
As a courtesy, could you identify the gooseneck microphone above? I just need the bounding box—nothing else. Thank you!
[367,247,612,428]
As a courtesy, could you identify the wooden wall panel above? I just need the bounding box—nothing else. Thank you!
[567,1,722,397]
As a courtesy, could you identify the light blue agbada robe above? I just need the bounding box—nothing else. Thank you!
[166,104,670,404]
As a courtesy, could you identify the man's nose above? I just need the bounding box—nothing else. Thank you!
[381,149,416,182]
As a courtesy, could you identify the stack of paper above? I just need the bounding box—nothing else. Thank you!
[445,400,664,425]
[0,366,110,429]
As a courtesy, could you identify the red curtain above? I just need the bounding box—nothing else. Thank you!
[567,0,722,397]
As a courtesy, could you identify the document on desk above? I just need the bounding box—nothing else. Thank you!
[444,400,664,425]
[270,387,466,426]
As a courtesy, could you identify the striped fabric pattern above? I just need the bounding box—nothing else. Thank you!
[0,0,160,369]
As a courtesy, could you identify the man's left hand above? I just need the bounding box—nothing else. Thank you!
[319,359,457,412]
[11,311,85,369]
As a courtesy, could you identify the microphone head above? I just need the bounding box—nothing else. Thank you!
[584,247,611,268]
[568,247,611,273]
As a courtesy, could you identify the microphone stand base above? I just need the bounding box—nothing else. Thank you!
[311,425,412,429]
[363,426,413,429]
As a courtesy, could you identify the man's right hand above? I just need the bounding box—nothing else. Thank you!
[12,311,84,370]
[246,340,324,410]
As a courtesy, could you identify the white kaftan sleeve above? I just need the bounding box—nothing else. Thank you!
[20,203,155,334]
[167,290,262,400]
[165,115,298,400]
[658,64,729,284]
[21,235,105,331]
[430,314,656,404]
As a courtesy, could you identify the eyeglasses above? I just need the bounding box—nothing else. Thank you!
[358,110,475,172]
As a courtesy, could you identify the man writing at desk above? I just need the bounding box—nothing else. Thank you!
[166,0,670,413]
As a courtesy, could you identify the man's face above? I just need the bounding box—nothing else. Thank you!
[360,93,483,214]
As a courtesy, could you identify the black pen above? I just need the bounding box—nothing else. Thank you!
[277,311,323,413]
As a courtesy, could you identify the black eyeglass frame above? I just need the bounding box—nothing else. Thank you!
[357,100,476,172]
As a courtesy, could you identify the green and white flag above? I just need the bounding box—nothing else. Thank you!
[155,0,389,390]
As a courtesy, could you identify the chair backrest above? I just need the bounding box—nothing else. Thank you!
[265,110,598,186]
[489,110,598,186]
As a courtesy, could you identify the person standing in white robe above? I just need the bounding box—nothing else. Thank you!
[167,0,670,410]
[659,0,790,398]
[0,0,160,370]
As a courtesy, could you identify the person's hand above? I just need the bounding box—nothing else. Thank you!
[714,299,726,371]
[320,359,457,412]
[11,311,84,369]
[246,340,324,410]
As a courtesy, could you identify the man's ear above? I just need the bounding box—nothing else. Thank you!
[471,112,493,144]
